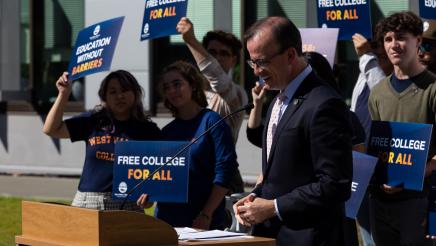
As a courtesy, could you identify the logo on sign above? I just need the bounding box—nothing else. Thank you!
[141,23,150,39]
[118,181,128,193]
[90,25,101,40]
[424,21,430,32]
[93,25,101,36]
[143,23,149,34]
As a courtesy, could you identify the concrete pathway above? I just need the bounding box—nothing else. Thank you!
[0,175,78,200]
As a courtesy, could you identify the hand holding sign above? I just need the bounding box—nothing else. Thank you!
[136,194,153,209]
[381,184,403,194]
[55,72,72,96]
[352,33,372,57]
[176,17,196,43]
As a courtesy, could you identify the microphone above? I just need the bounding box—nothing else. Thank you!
[119,103,254,210]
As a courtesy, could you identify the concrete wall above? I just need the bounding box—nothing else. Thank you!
[0,113,84,174]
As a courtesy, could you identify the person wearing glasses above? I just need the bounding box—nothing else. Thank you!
[420,19,436,73]
[176,17,248,144]
[233,16,353,245]
[176,17,248,194]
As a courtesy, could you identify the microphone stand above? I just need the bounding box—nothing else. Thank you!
[119,103,254,210]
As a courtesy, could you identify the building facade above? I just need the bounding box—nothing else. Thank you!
[0,0,418,179]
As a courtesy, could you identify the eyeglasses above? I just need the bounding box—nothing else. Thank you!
[246,48,288,70]
[207,48,233,58]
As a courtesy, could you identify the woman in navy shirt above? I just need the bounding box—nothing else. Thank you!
[140,61,237,229]
[43,70,161,210]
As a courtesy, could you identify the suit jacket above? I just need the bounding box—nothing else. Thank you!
[250,72,353,246]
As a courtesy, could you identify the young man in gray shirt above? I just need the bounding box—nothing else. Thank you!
[368,11,436,246]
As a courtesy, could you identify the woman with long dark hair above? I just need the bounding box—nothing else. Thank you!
[43,70,161,210]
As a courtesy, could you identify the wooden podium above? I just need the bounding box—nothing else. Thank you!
[16,201,275,246]
[15,200,178,246]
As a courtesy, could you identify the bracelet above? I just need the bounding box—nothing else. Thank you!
[198,211,211,220]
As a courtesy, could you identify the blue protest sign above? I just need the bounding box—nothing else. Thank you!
[367,121,433,191]
[299,28,339,68]
[316,0,372,40]
[140,0,188,41]
[68,16,124,81]
[345,151,378,219]
[420,0,436,20]
[112,141,190,203]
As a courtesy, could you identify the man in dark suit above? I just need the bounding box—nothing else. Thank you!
[233,16,353,245]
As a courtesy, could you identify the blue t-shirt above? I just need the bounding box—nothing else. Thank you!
[156,109,237,228]
[390,73,413,93]
[65,111,161,192]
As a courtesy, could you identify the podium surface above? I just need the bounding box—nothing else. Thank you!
[16,201,275,246]
[17,236,275,246]
[178,237,274,245]
[16,201,178,245]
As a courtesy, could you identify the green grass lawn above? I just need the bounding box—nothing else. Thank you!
[0,197,22,246]
[0,197,72,246]
[0,197,154,246]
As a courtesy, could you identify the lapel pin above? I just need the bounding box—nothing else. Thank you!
[293,99,300,105]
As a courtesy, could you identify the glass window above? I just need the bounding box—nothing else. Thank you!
[170,0,213,44]
[256,0,268,20]
[374,0,408,16]
[231,0,242,86]
[44,1,84,50]
[232,0,241,39]
[275,0,306,27]
[20,0,31,91]
[244,0,307,96]
[31,0,84,112]
[255,0,306,27]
